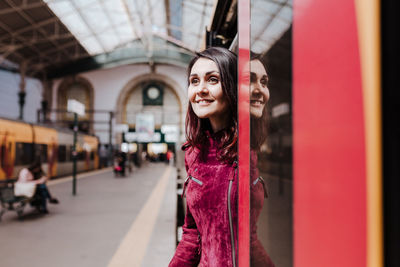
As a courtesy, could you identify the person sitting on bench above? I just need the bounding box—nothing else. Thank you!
[17,161,59,213]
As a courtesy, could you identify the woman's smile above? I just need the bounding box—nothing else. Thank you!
[250,99,265,107]
[195,98,214,105]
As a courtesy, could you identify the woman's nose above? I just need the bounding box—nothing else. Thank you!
[251,85,261,95]
[252,80,269,95]
[256,80,265,91]
[197,81,209,95]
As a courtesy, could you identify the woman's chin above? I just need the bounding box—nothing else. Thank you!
[250,107,264,118]
[193,111,210,119]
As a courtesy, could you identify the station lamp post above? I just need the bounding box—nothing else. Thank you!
[67,99,85,196]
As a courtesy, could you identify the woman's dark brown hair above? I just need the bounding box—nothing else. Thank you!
[184,47,237,163]
[250,52,269,150]
[28,160,44,179]
[28,161,41,172]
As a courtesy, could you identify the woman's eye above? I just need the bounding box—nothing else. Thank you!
[208,77,219,83]
[190,78,199,85]
[261,79,268,87]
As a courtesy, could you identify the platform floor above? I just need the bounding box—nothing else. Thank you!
[0,162,177,267]
[0,163,293,267]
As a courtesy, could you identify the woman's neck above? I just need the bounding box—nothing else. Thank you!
[209,113,230,132]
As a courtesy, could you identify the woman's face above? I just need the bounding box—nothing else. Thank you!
[250,59,270,118]
[188,57,229,131]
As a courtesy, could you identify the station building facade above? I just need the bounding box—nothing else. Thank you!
[0,62,188,149]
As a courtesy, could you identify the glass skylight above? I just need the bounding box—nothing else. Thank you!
[251,0,292,54]
[182,0,215,51]
[44,0,214,56]
[44,0,216,55]
[44,0,142,55]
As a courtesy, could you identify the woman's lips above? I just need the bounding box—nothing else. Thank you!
[250,99,264,107]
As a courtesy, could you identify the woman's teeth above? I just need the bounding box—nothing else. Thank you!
[197,99,212,103]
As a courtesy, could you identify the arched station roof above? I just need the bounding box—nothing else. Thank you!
[0,0,292,79]
[0,0,217,78]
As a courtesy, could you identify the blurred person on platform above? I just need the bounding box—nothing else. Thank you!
[166,150,174,165]
[16,161,59,214]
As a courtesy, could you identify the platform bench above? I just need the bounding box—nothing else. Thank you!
[0,179,30,221]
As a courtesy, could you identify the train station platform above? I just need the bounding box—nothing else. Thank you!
[0,163,177,267]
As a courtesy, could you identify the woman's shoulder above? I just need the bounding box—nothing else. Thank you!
[183,144,198,158]
[250,150,258,162]
[182,142,200,165]
[181,141,191,151]
[181,141,201,153]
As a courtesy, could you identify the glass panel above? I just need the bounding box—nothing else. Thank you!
[58,145,67,163]
[15,142,34,165]
[250,0,293,266]
[36,144,48,163]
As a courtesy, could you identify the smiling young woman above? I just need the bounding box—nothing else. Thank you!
[169,47,239,267]
[249,53,270,151]
[184,47,238,163]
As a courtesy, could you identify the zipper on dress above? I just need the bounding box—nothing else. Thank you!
[253,176,268,198]
[182,175,203,198]
[228,166,237,267]
[253,177,260,185]
[190,176,203,185]
[182,176,190,198]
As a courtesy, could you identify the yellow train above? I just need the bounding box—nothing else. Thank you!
[0,117,99,180]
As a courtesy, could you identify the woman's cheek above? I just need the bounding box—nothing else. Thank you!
[263,88,270,102]
[187,86,195,101]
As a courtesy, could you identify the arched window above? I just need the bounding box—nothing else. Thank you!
[123,81,180,128]
[57,77,93,133]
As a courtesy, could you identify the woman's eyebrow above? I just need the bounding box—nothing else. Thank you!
[190,71,219,77]
[250,72,268,80]
[206,71,219,75]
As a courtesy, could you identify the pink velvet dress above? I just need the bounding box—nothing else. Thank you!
[169,135,274,267]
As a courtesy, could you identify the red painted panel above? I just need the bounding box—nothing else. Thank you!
[293,0,366,266]
[238,0,250,266]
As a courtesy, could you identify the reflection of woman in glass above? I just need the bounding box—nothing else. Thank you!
[169,47,238,266]
[250,53,275,267]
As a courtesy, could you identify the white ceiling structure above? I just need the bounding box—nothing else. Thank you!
[251,0,292,54]
[0,0,216,77]
[44,0,293,59]
[44,0,216,56]
[0,0,292,77]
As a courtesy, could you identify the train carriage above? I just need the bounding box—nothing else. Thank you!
[0,117,99,180]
